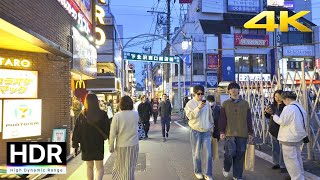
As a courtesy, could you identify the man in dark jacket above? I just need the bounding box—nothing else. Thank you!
[138,95,152,139]
[207,95,220,140]
[158,94,172,142]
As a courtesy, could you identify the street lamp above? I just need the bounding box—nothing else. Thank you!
[181,37,193,98]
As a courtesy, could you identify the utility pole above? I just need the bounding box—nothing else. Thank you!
[163,0,171,95]
[190,36,193,89]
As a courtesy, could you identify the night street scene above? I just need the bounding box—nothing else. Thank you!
[0,0,320,180]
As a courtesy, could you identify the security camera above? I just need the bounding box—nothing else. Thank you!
[196,7,200,12]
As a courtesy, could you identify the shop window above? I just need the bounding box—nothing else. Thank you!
[234,28,241,34]
[234,27,265,35]
[287,58,314,70]
[252,55,267,73]
[193,53,204,75]
[235,54,267,73]
[281,32,312,44]
[242,28,249,34]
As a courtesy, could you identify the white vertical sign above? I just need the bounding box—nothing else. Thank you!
[206,36,219,54]
[202,0,224,13]
[222,34,234,57]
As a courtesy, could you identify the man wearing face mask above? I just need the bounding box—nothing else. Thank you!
[185,85,214,180]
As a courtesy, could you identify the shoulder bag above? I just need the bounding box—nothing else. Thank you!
[84,113,109,140]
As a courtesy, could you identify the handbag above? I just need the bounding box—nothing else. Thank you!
[292,104,309,144]
[211,137,219,160]
[244,143,255,171]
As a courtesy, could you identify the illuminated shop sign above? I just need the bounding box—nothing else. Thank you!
[235,73,271,81]
[0,57,31,68]
[75,80,86,89]
[72,27,97,77]
[56,0,92,35]
[2,99,42,139]
[227,0,260,13]
[0,69,38,98]
[95,5,106,46]
[234,34,269,46]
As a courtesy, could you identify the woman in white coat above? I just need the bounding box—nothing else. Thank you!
[270,91,307,180]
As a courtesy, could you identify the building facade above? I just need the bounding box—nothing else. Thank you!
[170,0,317,109]
[0,0,85,163]
[85,1,123,112]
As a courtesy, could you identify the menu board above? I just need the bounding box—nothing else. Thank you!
[2,99,41,139]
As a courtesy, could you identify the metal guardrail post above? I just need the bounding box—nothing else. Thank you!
[260,72,266,143]
[301,61,314,160]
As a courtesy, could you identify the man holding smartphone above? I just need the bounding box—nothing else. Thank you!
[185,85,214,180]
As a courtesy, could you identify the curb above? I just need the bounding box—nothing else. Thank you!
[255,150,320,180]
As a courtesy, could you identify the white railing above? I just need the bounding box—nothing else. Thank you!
[239,63,320,160]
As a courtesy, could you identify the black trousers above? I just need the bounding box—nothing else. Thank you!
[142,121,150,137]
[161,117,170,137]
[152,112,158,123]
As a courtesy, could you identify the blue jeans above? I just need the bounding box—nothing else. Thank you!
[190,129,212,177]
[224,137,247,179]
[271,135,285,168]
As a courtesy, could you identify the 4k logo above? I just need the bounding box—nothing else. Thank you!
[244,11,312,32]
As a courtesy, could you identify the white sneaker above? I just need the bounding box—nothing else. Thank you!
[222,168,229,177]
[233,178,243,180]
[204,175,213,180]
[194,173,203,179]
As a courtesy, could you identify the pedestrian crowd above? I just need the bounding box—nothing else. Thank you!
[71,82,308,180]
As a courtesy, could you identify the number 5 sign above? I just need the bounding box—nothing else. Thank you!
[244,11,312,32]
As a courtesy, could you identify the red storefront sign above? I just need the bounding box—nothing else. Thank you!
[207,54,219,69]
[56,0,92,35]
[179,0,193,3]
[234,33,269,46]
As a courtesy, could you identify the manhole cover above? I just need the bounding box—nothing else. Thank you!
[104,153,146,174]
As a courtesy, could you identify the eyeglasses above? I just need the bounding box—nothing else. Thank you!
[197,93,204,96]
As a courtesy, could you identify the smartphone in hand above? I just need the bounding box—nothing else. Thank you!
[202,100,206,103]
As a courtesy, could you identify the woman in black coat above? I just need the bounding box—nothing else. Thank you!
[265,90,286,172]
[72,94,111,180]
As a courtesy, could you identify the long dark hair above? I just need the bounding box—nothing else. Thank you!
[271,90,285,115]
[84,94,104,121]
[272,90,283,106]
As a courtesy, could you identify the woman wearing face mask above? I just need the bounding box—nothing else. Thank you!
[207,95,220,141]
[265,90,287,173]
